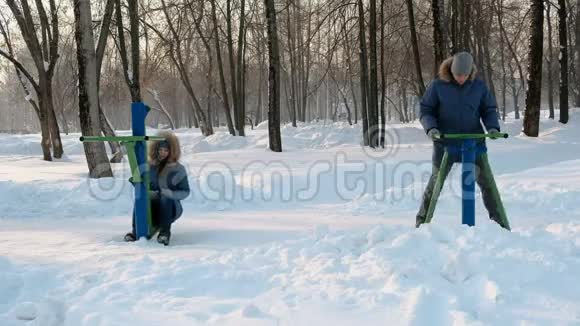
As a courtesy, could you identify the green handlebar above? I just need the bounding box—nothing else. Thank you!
[435,133,509,140]
[79,136,166,142]
[79,135,166,183]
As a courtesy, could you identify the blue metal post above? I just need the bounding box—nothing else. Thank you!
[132,102,149,238]
[461,139,476,226]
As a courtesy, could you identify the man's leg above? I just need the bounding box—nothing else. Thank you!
[475,153,511,230]
[416,149,454,227]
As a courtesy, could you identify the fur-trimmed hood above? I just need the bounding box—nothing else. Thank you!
[148,131,181,165]
[438,57,478,82]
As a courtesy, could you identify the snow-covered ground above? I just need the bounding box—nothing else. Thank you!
[1,110,579,325]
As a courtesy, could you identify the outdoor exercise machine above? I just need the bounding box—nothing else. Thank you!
[80,102,164,239]
[425,133,511,229]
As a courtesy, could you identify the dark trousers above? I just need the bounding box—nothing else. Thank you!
[416,144,509,229]
[132,196,180,237]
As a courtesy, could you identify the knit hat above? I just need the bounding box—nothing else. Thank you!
[157,140,169,150]
[451,52,473,76]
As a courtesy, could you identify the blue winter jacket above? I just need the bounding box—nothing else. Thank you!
[150,162,190,218]
[420,58,500,145]
[130,161,190,218]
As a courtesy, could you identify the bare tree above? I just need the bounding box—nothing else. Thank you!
[210,0,236,135]
[575,0,580,107]
[264,0,282,152]
[146,88,176,129]
[2,0,64,160]
[523,0,544,137]
[357,0,370,146]
[1,0,571,136]
[0,15,40,128]
[546,1,555,119]
[558,0,569,124]
[226,0,247,135]
[74,0,113,178]
[96,0,123,163]
[380,0,386,146]
[431,0,447,74]
[367,0,379,148]
[156,0,213,136]
[406,0,425,96]
[494,0,527,120]
[114,0,141,103]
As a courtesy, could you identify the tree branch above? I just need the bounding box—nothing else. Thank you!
[0,49,40,93]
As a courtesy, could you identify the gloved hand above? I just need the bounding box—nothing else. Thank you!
[148,190,160,199]
[427,128,441,140]
[488,128,500,139]
[160,188,173,199]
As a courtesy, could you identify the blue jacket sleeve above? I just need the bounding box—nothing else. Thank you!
[166,166,190,200]
[420,81,439,134]
[479,83,501,131]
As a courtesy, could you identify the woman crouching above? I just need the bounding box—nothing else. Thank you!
[124,131,190,245]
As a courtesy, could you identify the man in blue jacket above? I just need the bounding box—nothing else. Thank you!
[416,51,510,230]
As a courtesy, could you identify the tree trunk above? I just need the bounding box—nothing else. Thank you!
[299,1,311,123]
[350,78,359,124]
[499,0,507,121]
[264,0,282,152]
[380,0,386,147]
[115,0,141,102]
[236,0,247,135]
[286,1,298,127]
[451,0,458,53]
[343,24,358,124]
[546,2,555,119]
[5,0,62,161]
[558,0,569,124]
[357,0,370,146]
[406,0,426,96]
[207,55,214,131]
[432,0,447,75]
[99,105,123,162]
[210,0,235,135]
[37,86,53,161]
[461,0,471,50]
[96,0,122,163]
[509,64,520,119]
[368,0,379,148]
[523,0,544,137]
[226,0,241,135]
[575,0,580,107]
[257,39,265,123]
[74,0,113,178]
[47,84,63,158]
[128,0,141,102]
[481,9,496,100]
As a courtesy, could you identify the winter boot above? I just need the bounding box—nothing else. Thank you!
[157,233,170,246]
[124,232,136,242]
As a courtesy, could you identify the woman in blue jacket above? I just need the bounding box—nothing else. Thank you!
[416,52,509,230]
[125,131,190,245]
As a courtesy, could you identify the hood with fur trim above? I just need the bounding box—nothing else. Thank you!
[148,131,181,164]
[438,57,478,82]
